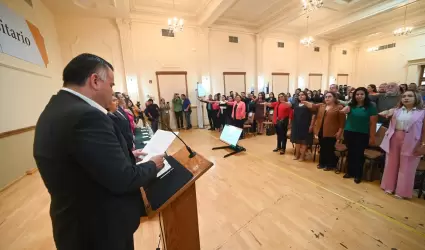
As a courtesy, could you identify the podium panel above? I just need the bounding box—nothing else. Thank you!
[141,147,213,250]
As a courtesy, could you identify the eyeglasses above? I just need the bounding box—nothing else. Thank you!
[325,95,333,98]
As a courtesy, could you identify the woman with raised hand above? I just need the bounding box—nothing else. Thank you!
[340,87,377,184]
[302,92,345,171]
[255,92,267,134]
[291,91,316,161]
[379,90,425,199]
[226,95,247,139]
[264,93,292,154]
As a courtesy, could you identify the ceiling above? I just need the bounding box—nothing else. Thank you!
[42,0,425,45]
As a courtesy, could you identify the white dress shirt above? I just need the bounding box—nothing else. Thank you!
[395,106,415,131]
[62,87,107,115]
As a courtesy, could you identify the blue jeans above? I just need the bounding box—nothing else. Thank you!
[184,111,192,128]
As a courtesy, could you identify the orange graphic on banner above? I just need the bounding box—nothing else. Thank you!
[25,20,48,67]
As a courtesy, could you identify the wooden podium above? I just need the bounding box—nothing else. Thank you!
[141,147,213,250]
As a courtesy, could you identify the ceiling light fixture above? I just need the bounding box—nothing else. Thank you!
[167,0,184,33]
[302,0,324,12]
[393,4,412,36]
[300,16,314,47]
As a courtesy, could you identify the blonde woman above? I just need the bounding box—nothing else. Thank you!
[159,98,171,131]
[379,90,425,199]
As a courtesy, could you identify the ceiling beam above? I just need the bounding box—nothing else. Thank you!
[311,0,419,38]
[197,0,240,27]
[257,0,304,34]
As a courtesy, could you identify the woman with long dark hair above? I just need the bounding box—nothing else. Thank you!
[255,92,267,134]
[367,84,378,96]
[341,87,378,183]
[400,83,408,93]
[291,91,315,161]
[265,93,292,154]
[303,92,345,170]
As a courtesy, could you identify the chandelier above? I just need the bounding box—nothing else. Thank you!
[393,4,412,36]
[300,16,314,47]
[300,36,314,46]
[167,0,184,33]
[302,0,324,12]
[168,17,184,33]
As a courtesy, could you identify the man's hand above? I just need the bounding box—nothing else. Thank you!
[150,154,165,171]
[132,149,147,158]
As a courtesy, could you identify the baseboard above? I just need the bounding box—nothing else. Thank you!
[0,168,39,193]
[25,168,38,175]
[0,174,26,193]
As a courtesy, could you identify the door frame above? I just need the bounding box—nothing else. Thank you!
[271,72,290,93]
[337,73,349,86]
[308,73,323,90]
[156,71,188,99]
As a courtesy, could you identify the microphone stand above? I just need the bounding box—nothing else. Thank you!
[155,118,197,158]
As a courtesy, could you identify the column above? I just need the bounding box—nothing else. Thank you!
[116,18,140,102]
[256,34,264,94]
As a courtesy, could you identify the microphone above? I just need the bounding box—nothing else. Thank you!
[153,118,197,158]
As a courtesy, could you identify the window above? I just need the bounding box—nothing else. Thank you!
[420,65,425,86]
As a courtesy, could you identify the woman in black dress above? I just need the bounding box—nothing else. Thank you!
[291,91,316,161]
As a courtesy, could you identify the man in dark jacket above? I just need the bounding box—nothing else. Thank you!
[33,53,164,250]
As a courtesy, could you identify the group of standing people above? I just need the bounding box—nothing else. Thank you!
[286,82,425,199]
[210,82,425,199]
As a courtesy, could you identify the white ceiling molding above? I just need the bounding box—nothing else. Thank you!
[197,0,240,27]
[311,0,419,38]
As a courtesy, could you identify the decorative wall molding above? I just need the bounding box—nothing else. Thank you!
[0,126,35,139]
[0,62,52,79]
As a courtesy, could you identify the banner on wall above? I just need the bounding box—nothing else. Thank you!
[0,2,48,67]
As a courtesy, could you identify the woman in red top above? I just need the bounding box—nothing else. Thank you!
[265,93,292,154]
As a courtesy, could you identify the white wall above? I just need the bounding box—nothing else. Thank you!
[329,44,356,87]
[209,30,256,95]
[297,39,330,91]
[262,35,298,94]
[55,17,126,93]
[356,34,425,86]
[0,0,63,133]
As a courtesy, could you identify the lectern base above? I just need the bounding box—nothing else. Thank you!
[212,145,246,158]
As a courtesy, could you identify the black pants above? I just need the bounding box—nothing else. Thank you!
[318,136,337,168]
[175,111,183,128]
[344,130,369,179]
[275,123,288,150]
[207,110,214,129]
[233,119,245,139]
[151,119,159,133]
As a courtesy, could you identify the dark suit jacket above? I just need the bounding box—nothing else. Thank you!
[113,106,134,151]
[108,112,137,165]
[34,90,157,250]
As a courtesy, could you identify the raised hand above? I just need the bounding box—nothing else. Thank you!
[340,106,350,114]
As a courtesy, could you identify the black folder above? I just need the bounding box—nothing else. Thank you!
[144,155,194,210]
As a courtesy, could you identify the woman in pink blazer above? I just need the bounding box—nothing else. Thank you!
[226,95,246,139]
[379,90,425,199]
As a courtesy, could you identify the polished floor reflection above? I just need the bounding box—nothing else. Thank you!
[1,129,425,250]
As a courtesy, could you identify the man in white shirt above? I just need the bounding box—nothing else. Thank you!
[34,53,164,250]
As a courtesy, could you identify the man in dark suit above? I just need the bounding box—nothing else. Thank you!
[113,92,134,150]
[34,53,164,250]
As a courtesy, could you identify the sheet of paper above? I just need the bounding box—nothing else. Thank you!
[139,130,178,177]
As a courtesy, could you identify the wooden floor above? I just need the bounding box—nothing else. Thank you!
[1,129,425,250]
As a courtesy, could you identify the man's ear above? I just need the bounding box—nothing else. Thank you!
[88,73,101,90]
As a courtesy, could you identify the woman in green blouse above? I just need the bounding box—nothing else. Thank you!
[341,87,378,184]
